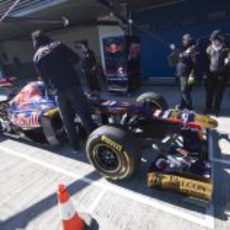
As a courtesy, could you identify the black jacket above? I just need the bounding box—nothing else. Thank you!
[82,49,97,73]
[176,44,199,77]
[206,45,230,75]
[34,42,80,91]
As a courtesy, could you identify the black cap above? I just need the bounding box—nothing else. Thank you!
[210,29,225,42]
[31,30,53,49]
[182,33,194,42]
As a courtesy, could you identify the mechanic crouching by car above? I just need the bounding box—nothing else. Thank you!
[32,30,96,153]
[176,33,199,110]
[204,30,230,116]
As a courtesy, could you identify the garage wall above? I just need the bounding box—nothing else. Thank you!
[0,39,35,78]
[133,0,230,79]
[51,25,100,58]
[0,25,100,79]
[0,40,33,64]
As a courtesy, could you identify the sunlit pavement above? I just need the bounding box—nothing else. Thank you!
[0,85,229,230]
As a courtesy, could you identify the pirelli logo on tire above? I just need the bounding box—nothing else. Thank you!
[101,135,123,152]
[148,172,213,201]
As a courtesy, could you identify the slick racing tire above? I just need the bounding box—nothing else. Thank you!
[136,92,168,111]
[86,125,141,181]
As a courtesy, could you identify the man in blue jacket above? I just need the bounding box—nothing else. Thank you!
[32,30,96,152]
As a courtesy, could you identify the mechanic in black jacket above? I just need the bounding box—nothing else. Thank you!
[205,30,230,116]
[82,43,100,92]
[32,30,96,152]
[176,33,199,110]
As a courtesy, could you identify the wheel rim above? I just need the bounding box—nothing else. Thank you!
[93,144,121,172]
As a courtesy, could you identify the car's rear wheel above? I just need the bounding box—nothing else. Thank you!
[86,125,142,181]
[136,92,168,111]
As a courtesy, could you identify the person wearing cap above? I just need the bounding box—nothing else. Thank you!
[205,30,230,116]
[81,43,100,93]
[176,33,199,110]
[32,30,96,152]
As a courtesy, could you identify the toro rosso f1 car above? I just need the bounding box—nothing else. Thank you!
[87,93,217,201]
[0,78,217,200]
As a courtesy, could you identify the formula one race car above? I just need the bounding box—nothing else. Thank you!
[86,94,217,200]
[0,78,218,200]
[0,78,62,145]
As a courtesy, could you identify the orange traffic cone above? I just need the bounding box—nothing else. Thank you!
[57,184,85,230]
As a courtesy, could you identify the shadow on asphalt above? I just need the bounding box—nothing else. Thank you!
[213,132,230,222]
[1,133,221,222]
[0,131,225,224]
[0,171,100,230]
[213,164,230,222]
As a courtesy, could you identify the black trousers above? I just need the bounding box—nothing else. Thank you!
[56,87,96,149]
[85,71,100,92]
[205,72,227,113]
[179,76,193,110]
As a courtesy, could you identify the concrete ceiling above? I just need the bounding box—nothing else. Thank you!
[0,0,181,42]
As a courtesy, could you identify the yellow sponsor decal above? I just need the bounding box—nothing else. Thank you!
[170,110,179,119]
[169,110,218,129]
[101,135,123,152]
[148,172,213,201]
[44,108,60,117]
[195,115,218,129]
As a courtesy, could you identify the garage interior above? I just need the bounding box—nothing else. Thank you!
[0,0,229,80]
[0,0,183,80]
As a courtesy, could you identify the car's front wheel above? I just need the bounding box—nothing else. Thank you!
[86,125,142,181]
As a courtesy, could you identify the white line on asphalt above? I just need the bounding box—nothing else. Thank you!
[0,145,214,229]
[86,188,107,214]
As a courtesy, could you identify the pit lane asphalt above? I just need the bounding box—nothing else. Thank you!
[0,85,229,230]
